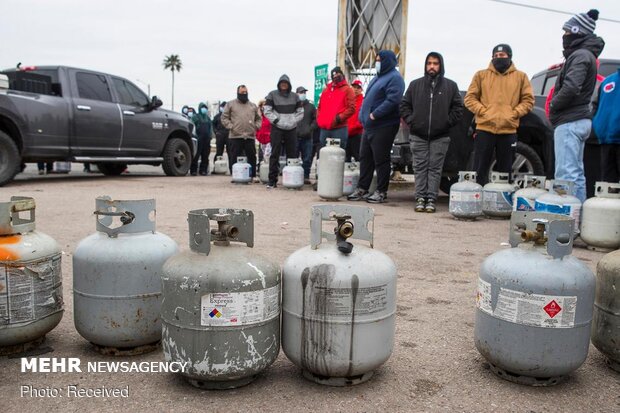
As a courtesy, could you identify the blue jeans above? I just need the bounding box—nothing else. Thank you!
[297,138,313,179]
[554,119,591,203]
[319,127,348,151]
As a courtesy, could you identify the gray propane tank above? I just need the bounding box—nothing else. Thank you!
[259,157,270,184]
[591,249,620,372]
[449,171,483,220]
[283,158,304,189]
[318,138,345,200]
[475,212,595,386]
[342,162,359,196]
[73,197,178,355]
[282,205,397,386]
[580,182,620,251]
[535,180,582,236]
[513,175,547,212]
[482,172,515,219]
[231,156,251,183]
[0,197,63,355]
[161,209,280,389]
[213,156,229,175]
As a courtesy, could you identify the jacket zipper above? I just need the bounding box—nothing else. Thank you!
[427,80,435,138]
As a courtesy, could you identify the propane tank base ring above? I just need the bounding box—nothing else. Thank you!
[606,357,620,373]
[453,216,478,222]
[0,335,46,356]
[90,341,161,356]
[187,375,258,390]
[488,362,566,387]
[585,244,615,253]
[482,214,511,220]
[302,370,374,387]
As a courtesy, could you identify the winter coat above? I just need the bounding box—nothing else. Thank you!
[257,113,272,144]
[192,103,212,139]
[464,62,534,134]
[297,100,317,139]
[359,50,405,132]
[221,98,262,139]
[264,74,304,131]
[549,35,606,127]
[593,70,620,144]
[317,79,355,130]
[212,111,229,139]
[399,52,463,140]
[347,94,364,136]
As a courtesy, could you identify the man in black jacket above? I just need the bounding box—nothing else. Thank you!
[295,86,316,183]
[399,52,463,212]
[212,101,229,159]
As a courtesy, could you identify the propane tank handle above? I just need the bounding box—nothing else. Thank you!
[0,196,36,235]
[310,205,374,250]
[188,208,254,255]
[510,211,573,259]
[595,181,620,198]
[94,197,156,238]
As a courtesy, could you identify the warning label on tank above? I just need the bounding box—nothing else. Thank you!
[476,280,577,328]
[306,284,389,319]
[0,254,63,326]
[482,191,513,211]
[200,285,280,326]
[450,191,481,202]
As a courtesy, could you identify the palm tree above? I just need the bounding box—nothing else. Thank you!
[163,54,182,110]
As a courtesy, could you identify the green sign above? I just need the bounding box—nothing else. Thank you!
[314,63,328,105]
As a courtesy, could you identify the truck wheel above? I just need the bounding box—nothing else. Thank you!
[96,163,127,176]
[488,141,544,188]
[0,131,20,187]
[162,138,191,176]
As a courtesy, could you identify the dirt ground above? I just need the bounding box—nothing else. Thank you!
[0,164,618,413]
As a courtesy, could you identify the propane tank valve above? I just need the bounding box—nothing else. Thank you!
[521,222,547,245]
[211,213,238,243]
[334,214,354,254]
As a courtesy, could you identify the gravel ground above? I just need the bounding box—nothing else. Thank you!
[0,164,618,413]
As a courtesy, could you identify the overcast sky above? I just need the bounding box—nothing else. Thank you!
[2,0,619,111]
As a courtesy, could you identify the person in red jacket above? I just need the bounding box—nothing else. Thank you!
[316,67,356,150]
[257,99,272,171]
[347,79,364,161]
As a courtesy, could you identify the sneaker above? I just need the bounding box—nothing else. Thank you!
[199,171,208,176]
[266,182,277,189]
[190,172,197,176]
[425,200,436,213]
[366,190,387,204]
[304,178,312,185]
[347,188,369,201]
[38,170,45,175]
[415,198,426,212]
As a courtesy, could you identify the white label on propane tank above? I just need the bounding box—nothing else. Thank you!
[476,278,492,314]
[306,284,389,319]
[200,285,280,326]
[486,287,577,328]
[328,155,345,162]
[452,191,480,202]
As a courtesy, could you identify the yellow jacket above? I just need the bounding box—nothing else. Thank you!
[464,63,534,134]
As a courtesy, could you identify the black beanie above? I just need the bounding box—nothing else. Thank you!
[492,44,513,58]
[331,66,344,76]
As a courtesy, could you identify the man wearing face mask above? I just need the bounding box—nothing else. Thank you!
[464,44,534,186]
[316,67,356,150]
[190,102,213,176]
[295,86,317,183]
[347,79,365,162]
[549,9,605,203]
[212,101,229,160]
[222,85,262,180]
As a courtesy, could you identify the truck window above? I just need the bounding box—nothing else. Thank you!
[543,75,557,96]
[31,69,62,96]
[76,72,112,102]
[112,78,148,107]
[599,63,619,78]
[530,74,545,95]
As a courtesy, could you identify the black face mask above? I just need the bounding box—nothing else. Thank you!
[563,33,581,51]
[492,57,511,74]
[332,74,344,84]
[237,93,248,103]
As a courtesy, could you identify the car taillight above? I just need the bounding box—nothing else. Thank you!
[19,66,37,71]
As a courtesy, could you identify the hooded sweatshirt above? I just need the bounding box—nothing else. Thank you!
[264,74,304,130]
[191,102,212,139]
[358,50,405,132]
[549,34,605,127]
[593,69,620,144]
[316,78,355,130]
[399,52,463,140]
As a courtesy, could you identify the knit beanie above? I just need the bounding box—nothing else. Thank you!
[492,44,512,58]
[563,9,599,35]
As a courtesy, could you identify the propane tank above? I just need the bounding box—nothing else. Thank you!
[231,156,251,184]
[482,172,515,219]
[318,138,345,200]
[342,162,359,196]
[475,212,595,386]
[283,158,304,189]
[161,209,280,389]
[259,157,270,184]
[213,156,229,175]
[591,249,620,372]
[449,171,483,220]
[513,175,547,212]
[535,180,582,236]
[54,161,71,173]
[0,197,63,355]
[73,197,178,355]
[580,182,620,251]
[279,155,287,175]
[282,205,397,386]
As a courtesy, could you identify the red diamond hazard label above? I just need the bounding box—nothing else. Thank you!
[543,300,562,318]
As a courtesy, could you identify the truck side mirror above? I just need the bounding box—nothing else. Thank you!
[151,96,163,109]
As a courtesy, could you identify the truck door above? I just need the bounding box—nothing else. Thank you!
[70,70,122,154]
[111,77,166,156]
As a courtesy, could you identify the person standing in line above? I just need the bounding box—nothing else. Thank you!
[464,44,534,186]
[256,99,272,168]
[549,9,605,202]
[347,50,405,204]
[400,52,463,213]
[263,74,304,189]
[316,67,355,150]
[221,85,262,180]
[593,68,620,182]
[212,101,229,161]
[295,86,317,184]
[346,79,364,162]
[190,102,213,176]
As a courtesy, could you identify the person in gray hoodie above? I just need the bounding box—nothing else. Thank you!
[263,74,304,188]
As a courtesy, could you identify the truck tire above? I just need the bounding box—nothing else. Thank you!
[96,163,127,176]
[162,138,191,176]
[488,141,544,187]
[0,131,20,187]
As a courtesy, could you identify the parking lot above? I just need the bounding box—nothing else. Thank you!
[0,165,618,412]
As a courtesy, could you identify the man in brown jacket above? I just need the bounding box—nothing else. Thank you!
[464,44,534,185]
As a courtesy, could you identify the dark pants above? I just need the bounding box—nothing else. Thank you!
[190,135,211,174]
[269,127,297,184]
[358,124,400,194]
[297,137,313,179]
[228,138,257,177]
[601,144,620,182]
[473,130,517,186]
[346,134,362,162]
[215,132,229,157]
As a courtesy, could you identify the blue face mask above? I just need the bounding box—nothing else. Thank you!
[375,61,381,74]
[200,107,208,115]
[298,94,306,101]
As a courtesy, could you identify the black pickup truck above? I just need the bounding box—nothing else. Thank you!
[0,66,195,186]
